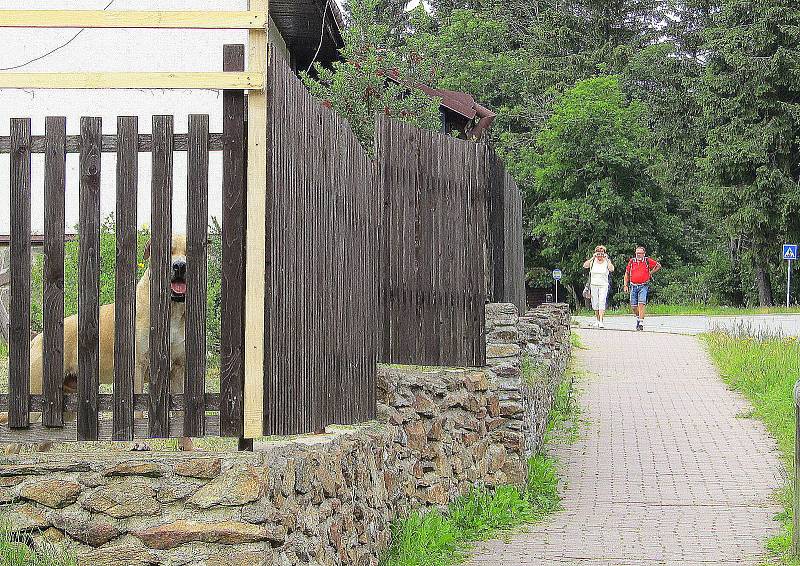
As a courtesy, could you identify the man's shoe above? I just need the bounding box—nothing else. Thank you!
[636,321,643,331]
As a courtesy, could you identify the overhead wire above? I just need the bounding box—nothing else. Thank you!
[0,0,116,72]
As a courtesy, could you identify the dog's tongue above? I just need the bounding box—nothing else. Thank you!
[171,281,187,295]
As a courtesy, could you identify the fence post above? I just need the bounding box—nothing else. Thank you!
[794,380,800,556]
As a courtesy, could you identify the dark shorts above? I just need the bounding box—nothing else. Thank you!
[630,284,649,306]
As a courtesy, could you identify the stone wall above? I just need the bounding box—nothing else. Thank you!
[0,303,570,566]
[485,303,572,456]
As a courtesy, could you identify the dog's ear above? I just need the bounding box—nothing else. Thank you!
[143,239,151,261]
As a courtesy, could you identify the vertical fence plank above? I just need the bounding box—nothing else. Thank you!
[472,145,486,365]
[78,116,101,440]
[220,44,246,437]
[43,116,66,427]
[149,115,173,438]
[263,48,275,436]
[185,114,209,437]
[487,152,504,302]
[244,0,269,439]
[9,118,31,429]
[486,150,525,316]
[114,116,138,440]
[264,53,377,434]
[376,118,490,367]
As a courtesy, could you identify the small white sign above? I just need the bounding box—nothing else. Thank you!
[552,269,562,281]
[784,244,798,260]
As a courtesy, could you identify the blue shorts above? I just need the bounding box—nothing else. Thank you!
[630,284,649,306]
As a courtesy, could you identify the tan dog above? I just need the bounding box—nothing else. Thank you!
[18,234,191,451]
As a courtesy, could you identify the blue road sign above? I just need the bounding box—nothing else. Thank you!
[552,269,562,280]
[784,244,798,261]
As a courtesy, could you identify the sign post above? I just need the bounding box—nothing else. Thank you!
[784,244,797,308]
[552,269,562,304]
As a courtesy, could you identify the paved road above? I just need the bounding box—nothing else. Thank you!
[574,314,800,336]
[467,329,783,565]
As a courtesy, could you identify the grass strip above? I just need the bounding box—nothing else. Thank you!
[703,331,800,565]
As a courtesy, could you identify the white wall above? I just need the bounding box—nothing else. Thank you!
[0,0,291,235]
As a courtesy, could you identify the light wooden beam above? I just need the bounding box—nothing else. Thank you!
[0,10,267,29]
[0,72,262,90]
[243,0,268,439]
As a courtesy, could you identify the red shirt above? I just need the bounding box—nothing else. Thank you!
[626,257,658,284]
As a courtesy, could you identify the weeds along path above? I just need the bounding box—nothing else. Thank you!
[467,328,783,565]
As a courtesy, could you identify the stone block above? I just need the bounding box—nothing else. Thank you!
[134,520,276,549]
[188,466,261,508]
[412,393,437,416]
[19,479,81,509]
[404,420,427,452]
[4,504,49,533]
[50,510,120,547]
[83,480,161,518]
[103,462,163,478]
[76,545,161,566]
[175,458,221,480]
[486,343,522,359]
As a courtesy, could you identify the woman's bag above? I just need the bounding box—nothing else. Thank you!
[582,258,593,299]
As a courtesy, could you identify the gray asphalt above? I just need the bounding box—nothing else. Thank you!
[573,314,800,336]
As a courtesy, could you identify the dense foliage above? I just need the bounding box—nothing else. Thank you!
[301,0,440,151]
[303,0,800,307]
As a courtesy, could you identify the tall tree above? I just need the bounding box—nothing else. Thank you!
[526,76,680,302]
[342,0,412,45]
[701,0,800,305]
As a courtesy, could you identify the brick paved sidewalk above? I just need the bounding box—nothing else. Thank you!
[467,329,784,566]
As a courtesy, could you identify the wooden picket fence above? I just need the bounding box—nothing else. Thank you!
[0,45,383,443]
[0,48,525,444]
[487,151,526,315]
[0,50,250,443]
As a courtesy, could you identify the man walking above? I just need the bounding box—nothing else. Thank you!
[623,246,661,331]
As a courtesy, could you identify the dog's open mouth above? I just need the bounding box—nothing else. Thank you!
[170,278,187,302]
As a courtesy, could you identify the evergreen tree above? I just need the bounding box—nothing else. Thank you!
[701,0,800,305]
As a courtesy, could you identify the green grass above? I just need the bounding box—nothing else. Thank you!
[545,363,585,446]
[381,455,561,566]
[381,366,582,566]
[570,331,586,350]
[520,356,548,387]
[703,331,800,564]
[578,304,800,317]
[0,522,75,566]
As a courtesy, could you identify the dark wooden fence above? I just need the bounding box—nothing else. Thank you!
[0,45,525,443]
[487,151,526,315]
[377,115,488,367]
[263,51,378,435]
[0,46,249,442]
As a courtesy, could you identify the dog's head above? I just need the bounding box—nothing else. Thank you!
[143,234,188,303]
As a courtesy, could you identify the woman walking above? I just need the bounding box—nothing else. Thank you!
[583,245,614,327]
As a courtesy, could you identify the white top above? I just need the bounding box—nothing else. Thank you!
[590,260,610,287]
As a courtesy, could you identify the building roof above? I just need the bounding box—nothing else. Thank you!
[271,0,345,69]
